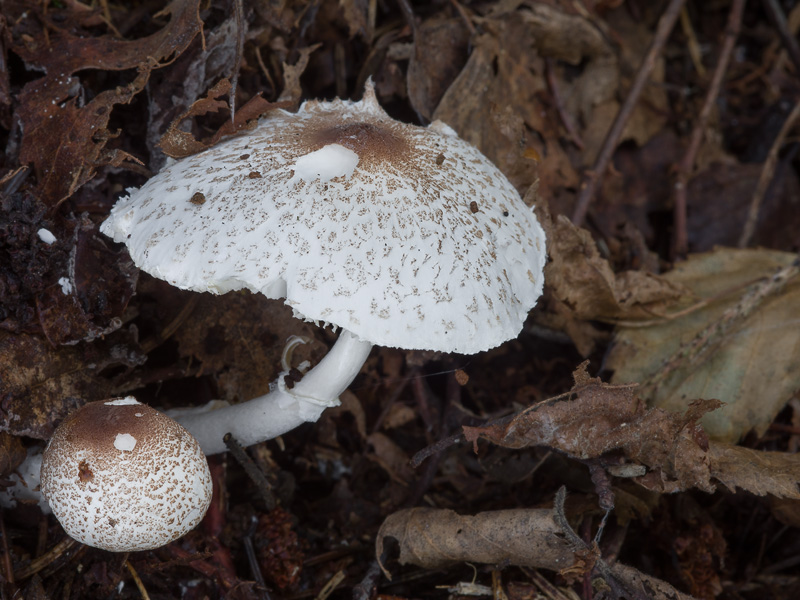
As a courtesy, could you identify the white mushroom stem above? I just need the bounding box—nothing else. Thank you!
[169,330,373,455]
[0,331,371,511]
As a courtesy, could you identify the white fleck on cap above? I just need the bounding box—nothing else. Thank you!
[101,83,546,354]
[40,398,212,552]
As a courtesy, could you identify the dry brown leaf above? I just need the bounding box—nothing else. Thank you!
[158,78,289,158]
[12,0,204,206]
[544,215,689,323]
[407,16,470,121]
[430,1,609,199]
[608,248,800,441]
[433,17,574,194]
[463,362,720,493]
[708,442,800,499]
[339,0,373,40]
[35,219,137,345]
[174,293,327,403]
[463,363,800,499]
[768,496,800,528]
[571,7,668,164]
[0,432,26,479]
[278,44,321,107]
[0,330,144,440]
[521,3,612,65]
[164,87,288,157]
[17,71,146,207]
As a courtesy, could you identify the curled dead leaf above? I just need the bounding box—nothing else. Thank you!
[544,215,689,323]
[376,507,572,574]
[11,0,204,205]
[376,504,693,600]
[158,79,290,158]
[463,362,720,494]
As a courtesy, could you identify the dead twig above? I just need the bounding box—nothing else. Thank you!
[223,433,277,511]
[571,0,686,226]
[680,6,706,77]
[0,513,13,585]
[230,0,245,123]
[762,0,800,75]
[673,0,746,258]
[13,537,79,580]
[738,98,800,248]
[126,560,152,600]
[545,58,585,150]
[448,0,477,36]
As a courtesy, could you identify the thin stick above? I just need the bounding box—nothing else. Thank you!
[0,513,13,585]
[679,6,706,77]
[448,0,477,35]
[545,58,585,150]
[762,0,800,75]
[395,0,417,34]
[738,99,800,247]
[243,519,269,594]
[13,537,78,580]
[571,0,686,226]
[230,0,245,123]
[126,560,152,600]
[223,433,277,511]
[315,570,346,600]
[673,0,746,258]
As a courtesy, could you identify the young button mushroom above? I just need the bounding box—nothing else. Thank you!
[40,397,212,552]
[101,80,546,455]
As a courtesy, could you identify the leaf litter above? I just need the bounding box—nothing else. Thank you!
[2,1,800,599]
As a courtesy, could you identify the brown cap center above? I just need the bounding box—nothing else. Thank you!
[310,121,409,167]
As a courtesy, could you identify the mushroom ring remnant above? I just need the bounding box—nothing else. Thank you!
[100,81,547,455]
[40,398,212,552]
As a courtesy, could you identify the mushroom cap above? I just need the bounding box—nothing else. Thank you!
[40,398,212,552]
[101,84,546,354]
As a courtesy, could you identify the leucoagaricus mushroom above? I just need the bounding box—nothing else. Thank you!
[40,397,212,552]
[100,81,546,455]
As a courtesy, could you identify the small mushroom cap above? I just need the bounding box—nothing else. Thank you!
[40,398,212,552]
[101,83,546,354]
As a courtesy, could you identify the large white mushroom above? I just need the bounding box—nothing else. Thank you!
[100,81,547,455]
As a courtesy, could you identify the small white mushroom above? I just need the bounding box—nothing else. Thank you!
[100,81,547,455]
[39,397,212,552]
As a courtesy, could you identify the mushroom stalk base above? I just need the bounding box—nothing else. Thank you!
[170,330,373,455]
